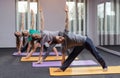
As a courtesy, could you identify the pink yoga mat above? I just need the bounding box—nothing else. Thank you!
[32,60,97,67]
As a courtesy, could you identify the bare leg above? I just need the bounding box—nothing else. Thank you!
[17,41,22,55]
[52,47,59,59]
[25,43,38,59]
[35,55,43,64]
[26,42,31,55]
[35,45,44,64]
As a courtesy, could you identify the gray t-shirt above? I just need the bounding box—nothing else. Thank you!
[62,31,87,52]
[41,30,60,46]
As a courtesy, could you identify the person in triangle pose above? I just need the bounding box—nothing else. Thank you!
[25,7,59,62]
[52,5,108,72]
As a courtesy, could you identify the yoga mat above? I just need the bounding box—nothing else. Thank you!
[32,60,97,67]
[21,56,78,62]
[13,52,62,56]
[49,66,120,76]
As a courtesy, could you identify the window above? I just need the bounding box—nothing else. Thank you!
[97,0,120,45]
[16,0,40,31]
[66,0,87,35]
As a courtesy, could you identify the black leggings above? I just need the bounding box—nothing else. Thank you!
[42,44,56,60]
[60,37,107,71]
[21,43,28,52]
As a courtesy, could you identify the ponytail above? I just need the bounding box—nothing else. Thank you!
[14,32,22,49]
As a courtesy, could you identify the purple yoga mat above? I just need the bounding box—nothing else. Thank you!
[32,60,97,67]
[13,52,62,56]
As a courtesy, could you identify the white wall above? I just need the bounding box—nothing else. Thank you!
[39,0,66,31]
[0,0,16,48]
[0,0,102,47]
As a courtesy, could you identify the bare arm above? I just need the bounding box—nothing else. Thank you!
[40,45,44,58]
[64,5,69,32]
[39,7,44,31]
[31,10,34,29]
[20,13,24,31]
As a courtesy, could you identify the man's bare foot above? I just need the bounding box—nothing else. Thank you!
[103,67,108,72]
[54,68,63,72]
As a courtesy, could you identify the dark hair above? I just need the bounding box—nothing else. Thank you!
[14,33,21,49]
[22,32,26,46]
[52,37,59,44]
[22,31,29,46]
[31,34,42,41]
[30,35,42,50]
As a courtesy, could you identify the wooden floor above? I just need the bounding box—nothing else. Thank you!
[0,48,120,78]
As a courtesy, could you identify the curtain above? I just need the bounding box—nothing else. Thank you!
[98,0,120,45]
[16,0,40,32]
[66,0,87,35]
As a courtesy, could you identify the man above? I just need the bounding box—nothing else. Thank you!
[53,5,107,72]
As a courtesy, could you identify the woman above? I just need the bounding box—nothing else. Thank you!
[14,13,30,55]
[25,7,61,63]
[14,31,23,54]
